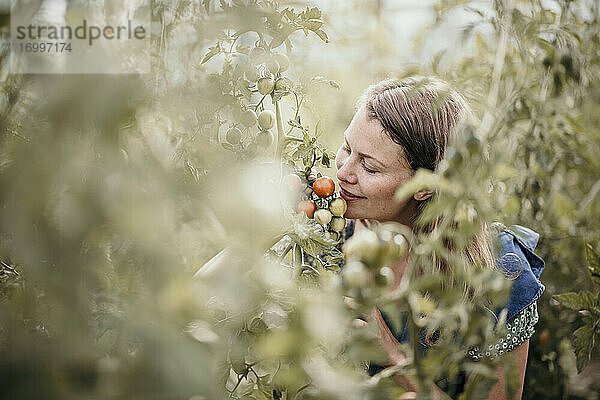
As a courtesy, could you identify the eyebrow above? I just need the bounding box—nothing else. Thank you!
[344,137,385,168]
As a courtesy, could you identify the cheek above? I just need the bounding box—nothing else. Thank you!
[364,175,407,200]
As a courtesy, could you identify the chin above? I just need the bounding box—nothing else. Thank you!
[343,207,365,221]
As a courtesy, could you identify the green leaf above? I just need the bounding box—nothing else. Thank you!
[287,119,302,129]
[553,291,597,311]
[202,0,211,13]
[301,7,322,21]
[313,29,329,43]
[572,324,597,373]
[301,20,323,31]
[585,243,600,286]
[201,45,221,64]
[320,153,330,168]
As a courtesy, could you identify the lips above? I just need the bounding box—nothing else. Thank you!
[340,187,366,200]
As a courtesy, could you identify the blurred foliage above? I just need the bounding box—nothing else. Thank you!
[0,0,600,399]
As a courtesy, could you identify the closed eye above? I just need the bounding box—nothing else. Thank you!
[361,160,378,174]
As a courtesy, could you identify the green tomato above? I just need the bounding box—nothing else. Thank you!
[240,109,257,127]
[266,59,280,75]
[330,216,346,232]
[225,127,242,144]
[342,261,370,288]
[273,53,290,72]
[314,208,332,226]
[257,77,275,95]
[249,46,267,62]
[256,130,273,148]
[329,197,347,216]
[244,65,260,82]
[245,142,258,156]
[258,110,276,130]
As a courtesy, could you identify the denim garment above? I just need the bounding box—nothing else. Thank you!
[348,221,546,392]
[493,223,545,322]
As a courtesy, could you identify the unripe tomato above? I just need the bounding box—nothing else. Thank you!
[329,198,347,216]
[258,110,276,130]
[283,173,303,193]
[256,130,273,148]
[342,261,369,288]
[249,46,267,62]
[266,59,280,75]
[225,127,242,144]
[313,177,335,198]
[330,216,346,232]
[240,109,257,127]
[245,142,258,156]
[314,208,333,226]
[273,53,290,72]
[297,200,316,218]
[257,77,275,95]
[244,66,260,82]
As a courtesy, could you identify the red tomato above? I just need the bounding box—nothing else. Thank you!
[297,200,317,219]
[312,177,335,198]
[283,174,303,193]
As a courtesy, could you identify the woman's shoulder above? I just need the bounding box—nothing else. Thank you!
[491,222,546,323]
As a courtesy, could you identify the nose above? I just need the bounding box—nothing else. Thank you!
[336,153,358,185]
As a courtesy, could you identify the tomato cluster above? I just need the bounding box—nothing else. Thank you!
[284,173,348,241]
[221,46,292,154]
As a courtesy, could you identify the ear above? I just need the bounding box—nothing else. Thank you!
[413,190,433,201]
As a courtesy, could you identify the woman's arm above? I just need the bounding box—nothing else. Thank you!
[371,309,529,400]
[486,340,529,400]
[370,309,451,400]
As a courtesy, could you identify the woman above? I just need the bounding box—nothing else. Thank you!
[335,77,544,399]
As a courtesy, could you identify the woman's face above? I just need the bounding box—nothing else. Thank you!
[335,106,415,223]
